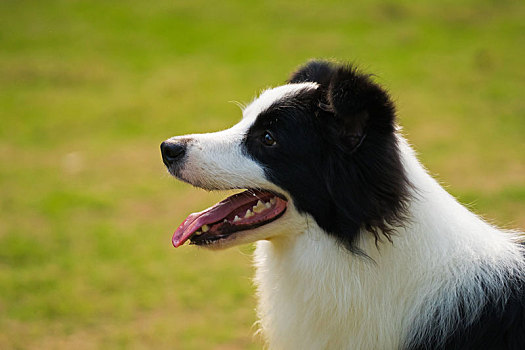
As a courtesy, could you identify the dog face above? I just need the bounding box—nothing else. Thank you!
[161,61,410,251]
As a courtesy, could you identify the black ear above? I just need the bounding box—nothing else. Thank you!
[288,60,335,85]
[319,65,409,251]
[325,65,396,152]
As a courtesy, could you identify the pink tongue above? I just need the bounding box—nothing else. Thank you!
[172,190,268,247]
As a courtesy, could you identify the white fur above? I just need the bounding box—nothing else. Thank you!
[243,82,318,123]
[166,84,525,349]
[169,83,318,192]
[254,136,524,350]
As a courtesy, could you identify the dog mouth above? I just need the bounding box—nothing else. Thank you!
[172,190,288,247]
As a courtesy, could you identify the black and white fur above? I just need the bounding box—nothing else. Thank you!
[162,61,525,349]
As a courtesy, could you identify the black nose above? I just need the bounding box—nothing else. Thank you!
[161,141,186,167]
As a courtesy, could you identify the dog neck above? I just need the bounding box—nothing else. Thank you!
[253,135,524,349]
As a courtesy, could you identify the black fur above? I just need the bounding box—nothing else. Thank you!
[263,60,525,348]
[406,260,525,350]
[288,60,334,86]
[244,60,411,251]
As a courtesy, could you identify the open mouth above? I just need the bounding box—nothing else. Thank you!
[172,190,288,247]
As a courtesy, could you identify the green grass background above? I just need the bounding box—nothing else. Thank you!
[1,0,524,348]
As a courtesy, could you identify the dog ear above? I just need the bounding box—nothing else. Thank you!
[288,60,335,85]
[319,66,409,250]
[324,65,396,153]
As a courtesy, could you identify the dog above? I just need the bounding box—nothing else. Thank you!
[160,60,524,349]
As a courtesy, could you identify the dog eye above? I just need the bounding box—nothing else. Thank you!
[262,131,276,146]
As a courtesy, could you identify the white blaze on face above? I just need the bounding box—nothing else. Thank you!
[242,82,319,125]
[168,82,318,191]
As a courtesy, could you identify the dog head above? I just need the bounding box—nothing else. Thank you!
[161,60,410,251]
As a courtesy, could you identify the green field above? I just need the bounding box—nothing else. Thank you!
[1,0,524,348]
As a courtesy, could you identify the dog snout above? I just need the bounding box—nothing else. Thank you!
[161,141,186,168]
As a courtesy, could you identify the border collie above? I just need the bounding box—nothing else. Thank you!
[160,60,524,349]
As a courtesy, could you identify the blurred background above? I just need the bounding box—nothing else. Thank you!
[0,0,524,349]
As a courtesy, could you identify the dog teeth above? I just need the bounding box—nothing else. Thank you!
[244,209,254,218]
[265,202,272,208]
[253,200,267,213]
[201,224,209,232]
[270,197,276,205]
[223,219,228,223]
[233,215,241,222]
[194,230,202,236]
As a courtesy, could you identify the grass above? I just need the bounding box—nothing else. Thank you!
[0,0,524,348]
